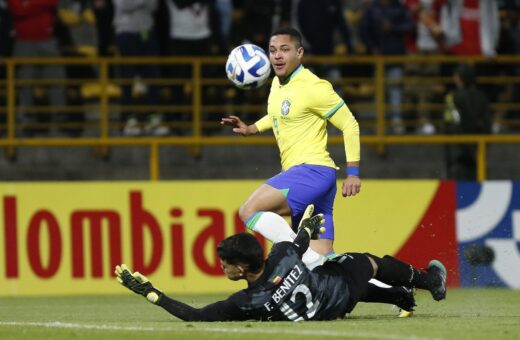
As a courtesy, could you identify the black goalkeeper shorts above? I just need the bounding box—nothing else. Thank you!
[330,252,374,313]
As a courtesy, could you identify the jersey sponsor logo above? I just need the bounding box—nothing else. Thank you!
[270,264,303,303]
[281,99,291,116]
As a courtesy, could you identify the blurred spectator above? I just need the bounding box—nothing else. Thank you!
[360,0,413,134]
[92,0,113,56]
[444,64,491,180]
[8,0,67,137]
[215,0,232,53]
[298,0,354,56]
[0,0,13,57]
[494,1,520,132]
[242,0,275,49]
[297,0,354,86]
[439,0,500,110]
[54,0,99,136]
[164,0,216,58]
[242,0,290,50]
[510,3,520,125]
[0,0,12,132]
[162,0,220,133]
[440,0,499,57]
[58,0,97,56]
[113,0,167,137]
[404,0,444,135]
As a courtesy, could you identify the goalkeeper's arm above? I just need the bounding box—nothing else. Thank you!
[115,264,242,321]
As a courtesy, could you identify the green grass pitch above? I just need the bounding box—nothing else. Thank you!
[1,288,519,340]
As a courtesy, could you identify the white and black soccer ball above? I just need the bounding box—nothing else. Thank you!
[225,44,271,90]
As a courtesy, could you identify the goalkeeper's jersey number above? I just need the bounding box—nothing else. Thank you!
[279,283,320,321]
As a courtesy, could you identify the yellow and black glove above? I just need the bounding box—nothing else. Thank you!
[115,264,161,304]
[297,204,325,240]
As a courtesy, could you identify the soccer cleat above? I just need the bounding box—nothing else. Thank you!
[395,286,416,312]
[392,286,416,317]
[427,260,447,301]
[398,309,413,318]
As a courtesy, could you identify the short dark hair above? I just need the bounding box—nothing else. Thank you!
[271,27,302,48]
[217,233,264,273]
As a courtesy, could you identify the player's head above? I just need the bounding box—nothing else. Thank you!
[269,27,304,81]
[217,233,264,281]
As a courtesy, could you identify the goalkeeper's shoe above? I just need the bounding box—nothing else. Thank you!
[115,264,161,304]
[298,204,325,240]
[398,309,413,318]
[426,260,447,301]
[394,287,416,318]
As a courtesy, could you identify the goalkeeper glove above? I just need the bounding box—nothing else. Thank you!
[115,264,161,304]
[297,204,326,240]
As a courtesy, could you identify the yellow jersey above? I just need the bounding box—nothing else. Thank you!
[255,65,360,171]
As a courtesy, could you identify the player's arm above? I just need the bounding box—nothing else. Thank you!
[220,115,272,136]
[328,104,361,197]
[293,205,325,256]
[115,264,245,321]
[156,294,247,321]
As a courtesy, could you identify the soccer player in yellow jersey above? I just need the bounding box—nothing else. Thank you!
[221,27,360,262]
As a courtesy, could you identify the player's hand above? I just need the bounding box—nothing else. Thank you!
[115,264,161,304]
[220,115,254,136]
[298,204,326,240]
[342,176,361,197]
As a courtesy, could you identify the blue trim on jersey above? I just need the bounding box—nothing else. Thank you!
[324,100,345,119]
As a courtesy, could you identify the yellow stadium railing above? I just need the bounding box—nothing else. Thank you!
[1,55,520,181]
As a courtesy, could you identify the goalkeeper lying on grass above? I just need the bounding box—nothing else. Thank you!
[116,205,446,321]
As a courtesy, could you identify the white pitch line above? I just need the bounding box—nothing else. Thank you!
[0,321,438,340]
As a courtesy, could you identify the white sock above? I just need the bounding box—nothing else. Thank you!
[246,211,296,242]
[246,211,324,269]
[302,249,325,270]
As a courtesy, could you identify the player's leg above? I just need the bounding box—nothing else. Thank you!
[325,253,375,313]
[240,171,324,269]
[287,165,337,256]
[366,254,447,301]
[328,253,416,314]
[240,183,294,242]
[361,283,416,313]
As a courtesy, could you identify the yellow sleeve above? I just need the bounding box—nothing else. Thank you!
[328,104,360,163]
[254,114,272,133]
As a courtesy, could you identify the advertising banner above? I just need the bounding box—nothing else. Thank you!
[1,180,518,296]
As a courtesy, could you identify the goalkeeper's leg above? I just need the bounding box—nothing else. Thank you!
[366,254,447,301]
[360,283,416,313]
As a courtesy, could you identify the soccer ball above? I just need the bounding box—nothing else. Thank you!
[225,44,271,90]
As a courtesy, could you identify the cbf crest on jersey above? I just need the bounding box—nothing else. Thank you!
[281,99,291,116]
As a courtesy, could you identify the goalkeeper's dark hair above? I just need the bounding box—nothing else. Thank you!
[217,233,264,273]
[271,27,302,48]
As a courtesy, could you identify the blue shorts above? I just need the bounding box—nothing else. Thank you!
[265,164,337,239]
